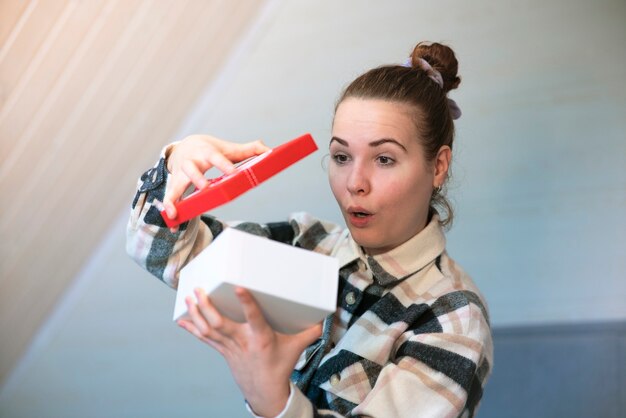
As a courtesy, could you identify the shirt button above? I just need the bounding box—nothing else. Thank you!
[330,373,341,387]
[345,291,356,306]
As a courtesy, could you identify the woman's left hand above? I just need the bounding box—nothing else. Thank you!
[178,287,323,417]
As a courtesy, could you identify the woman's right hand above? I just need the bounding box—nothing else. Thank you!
[163,135,270,220]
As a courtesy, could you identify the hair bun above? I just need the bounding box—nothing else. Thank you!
[409,42,461,93]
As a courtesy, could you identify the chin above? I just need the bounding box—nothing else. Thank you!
[349,231,387,255]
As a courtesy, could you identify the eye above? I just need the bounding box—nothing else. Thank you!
[376,155,395,166]
[331,152,350,165]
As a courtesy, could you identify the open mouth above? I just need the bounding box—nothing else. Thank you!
[347,207,373,220]
[346,207,374,227]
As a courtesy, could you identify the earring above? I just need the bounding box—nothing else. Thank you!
[321,154,330,171]
[434,185,443,194]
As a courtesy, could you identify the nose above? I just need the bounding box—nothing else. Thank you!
[347,162,371,195]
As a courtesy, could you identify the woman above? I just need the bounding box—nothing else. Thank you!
[127,41,492,418]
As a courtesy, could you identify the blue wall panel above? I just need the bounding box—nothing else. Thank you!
[479,322,626,418]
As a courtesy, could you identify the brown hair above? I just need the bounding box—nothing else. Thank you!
[335,41,461,227]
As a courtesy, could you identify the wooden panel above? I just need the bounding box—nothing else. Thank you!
[0,0,33,48]
[0,0,268,386]
[0,0,70,106]
[0,1,109,158]
[0,0,144,279]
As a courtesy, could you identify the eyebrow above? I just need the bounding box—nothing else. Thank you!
[330,136,407,152]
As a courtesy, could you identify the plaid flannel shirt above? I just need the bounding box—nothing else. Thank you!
[127,156,493,418]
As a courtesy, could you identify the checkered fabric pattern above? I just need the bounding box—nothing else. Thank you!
[127,157,493,418]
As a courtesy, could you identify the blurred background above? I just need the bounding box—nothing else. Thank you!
[0,0,624,417]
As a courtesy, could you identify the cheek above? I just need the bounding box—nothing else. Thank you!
[378,171,431,208]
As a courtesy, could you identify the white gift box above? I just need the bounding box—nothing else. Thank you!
[173,227,339,334]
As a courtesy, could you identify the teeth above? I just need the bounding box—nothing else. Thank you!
[354,212,367,217]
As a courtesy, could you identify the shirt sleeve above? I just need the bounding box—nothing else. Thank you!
[125,151,343,289]
[125,144,214,289]
[244,382,312,418]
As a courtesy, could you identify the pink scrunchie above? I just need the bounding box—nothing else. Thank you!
[403,57,462,120]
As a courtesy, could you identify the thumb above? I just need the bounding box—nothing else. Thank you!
[291,322,323,353]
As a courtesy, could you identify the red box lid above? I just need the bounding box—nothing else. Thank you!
[160,133,318,227]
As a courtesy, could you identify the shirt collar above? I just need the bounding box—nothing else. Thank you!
[335,215,446,286]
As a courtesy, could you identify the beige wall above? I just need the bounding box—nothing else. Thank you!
[0,0,268,388]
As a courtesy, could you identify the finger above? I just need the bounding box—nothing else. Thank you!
[242,139,271,155]
[185,296,227,344]
[162,197,178,221]
[194,288,229,333]
[163,196,177,220]
[163,173,193,218]
[177,319,226,355]
[235,287,270,334]
[226,140,270,162]
[154,200,179,232]
[206,152,236,175]
[181,159,210,190]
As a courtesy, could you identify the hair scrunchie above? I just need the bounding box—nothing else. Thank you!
[403,57,462,120]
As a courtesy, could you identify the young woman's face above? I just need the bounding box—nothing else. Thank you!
[329,98,438,255]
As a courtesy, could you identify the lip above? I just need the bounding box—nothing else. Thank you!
[346,206,374,228]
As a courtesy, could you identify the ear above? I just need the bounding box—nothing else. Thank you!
[433,146,451,188]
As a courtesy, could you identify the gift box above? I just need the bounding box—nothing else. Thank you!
[173,227,339,334]
[161,133,318,228]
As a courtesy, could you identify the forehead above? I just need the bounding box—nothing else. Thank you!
[332,98,419,143]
